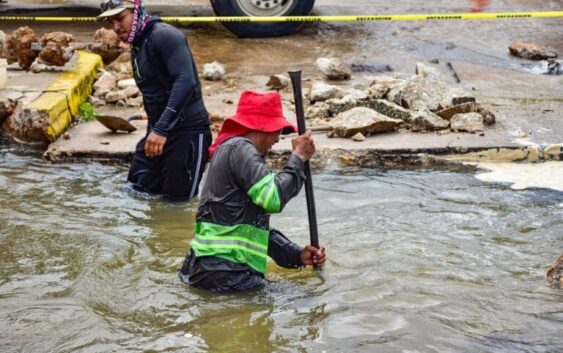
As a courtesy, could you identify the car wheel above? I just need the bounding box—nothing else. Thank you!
[210,0,315,38]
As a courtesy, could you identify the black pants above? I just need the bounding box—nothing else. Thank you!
[127,127,212,201]
[179,249,267,293]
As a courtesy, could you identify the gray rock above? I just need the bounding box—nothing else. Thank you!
[330,107,403,138]
[412,110,450,131]
[316,57,351,80]
[450,112,485,133]
[309,81,345,102]
[203,61,225,81]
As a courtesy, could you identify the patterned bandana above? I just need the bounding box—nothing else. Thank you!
[126,0,151,44]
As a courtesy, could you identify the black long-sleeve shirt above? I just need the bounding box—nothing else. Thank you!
[131,19,209,137]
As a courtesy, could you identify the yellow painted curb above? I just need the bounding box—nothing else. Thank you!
[27,51,103,142]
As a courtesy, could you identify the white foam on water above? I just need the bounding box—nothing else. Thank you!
[475,161,563,192]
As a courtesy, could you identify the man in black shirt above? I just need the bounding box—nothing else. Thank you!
[99,0,211,201]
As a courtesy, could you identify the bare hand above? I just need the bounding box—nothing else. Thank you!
[301,245,326,267]
[291,130,316,162]
[144,132,167,158]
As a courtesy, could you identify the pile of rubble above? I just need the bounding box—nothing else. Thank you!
[0,26,125,73]
[0,27,75,71]
[300,58,496,141]
[87,45,142,108]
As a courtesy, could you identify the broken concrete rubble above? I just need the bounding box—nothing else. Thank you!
[450,112,485,133]
[309,81,345,102]
[303,62,495,139]
[412,110,449,132]
[330,107,403,138]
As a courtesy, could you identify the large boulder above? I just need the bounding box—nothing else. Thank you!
[330,107,403,138]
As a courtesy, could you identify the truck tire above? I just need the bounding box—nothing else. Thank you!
[210,0,315,38]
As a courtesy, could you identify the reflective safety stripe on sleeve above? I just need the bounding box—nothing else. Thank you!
[247,173,282,213]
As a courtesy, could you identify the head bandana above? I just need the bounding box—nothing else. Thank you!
[126,0,151,44]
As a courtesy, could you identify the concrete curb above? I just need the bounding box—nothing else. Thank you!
[15,51,103,143]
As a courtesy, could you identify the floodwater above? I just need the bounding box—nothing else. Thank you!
[1,141,562,353]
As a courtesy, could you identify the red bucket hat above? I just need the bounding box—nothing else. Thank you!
[209,91,297,157]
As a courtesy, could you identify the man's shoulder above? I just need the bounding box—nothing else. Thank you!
[151,21,184,39]
[222,136,256,150]
[216,137,259,159]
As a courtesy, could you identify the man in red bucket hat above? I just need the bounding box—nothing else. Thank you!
[179,90,326,293]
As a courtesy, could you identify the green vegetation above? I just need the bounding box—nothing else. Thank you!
[78,101,96,122]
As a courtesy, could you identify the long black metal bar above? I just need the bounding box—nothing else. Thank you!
[288,70,319,249]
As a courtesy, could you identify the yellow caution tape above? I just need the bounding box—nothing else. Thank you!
[0,11,561,23]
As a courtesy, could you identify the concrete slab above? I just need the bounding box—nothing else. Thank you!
[44,119,146,163]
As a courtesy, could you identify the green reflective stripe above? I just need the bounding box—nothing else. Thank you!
[193,237,266,255]
[247,173,281,213]
[191,222,269,273]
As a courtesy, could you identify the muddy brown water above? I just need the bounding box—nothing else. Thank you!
[1,1,563,352]
[1,141,562,352]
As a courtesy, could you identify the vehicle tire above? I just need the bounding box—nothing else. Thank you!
[210,0,315,38]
